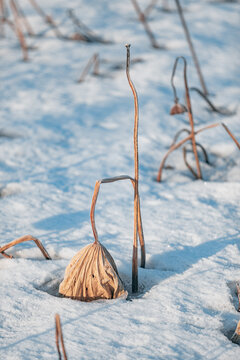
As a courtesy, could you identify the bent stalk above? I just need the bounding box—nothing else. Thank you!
[55,314,68,360]
[0,235,51,259]
[175,0,208,95]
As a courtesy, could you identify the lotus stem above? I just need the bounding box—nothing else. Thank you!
[10,0,28,61]
[131,0,162,49]
[190,87,235,116]
[126,44,140,292]
[157,133,192,181]
[14,0,34,36]
[221,123,240,149]
[0,235,51,259]
[77,53,99,83]
[28,0,63,38]
[55,314,68,360]
[174,0,208,96]
[90,175,145,268]
[182,146,198,178]
[195,142,210,164]
[170,128,190,147]
[180,56,202,179]
[236,283,240,312]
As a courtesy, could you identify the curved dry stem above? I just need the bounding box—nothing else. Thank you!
[175,0,208,95]
[126,44,144,291]
[0,235,51,259]
[182,146,198,178]
[170,56,202,179]
[221,123,240,150]
[170,128,190,147]
[190,87,234,115]
[195,142,210,164]
[90,175,145,266]
[55,314,68,360]
[157,133,192,182]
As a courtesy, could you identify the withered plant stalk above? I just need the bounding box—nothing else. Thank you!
[14,0,34,36]
[90,174,145,294]
[127,44,138,292]
[144,0,159,18]
[10,0,28,61]
[157,56,202,182]
[55,314,68,360]
[157,56,239,182]
[126,45,145,271]
[181,57,202,179]
[68,9,111,44]
[90,175,145,259]
[28,0,63,38]
[0,235,51,259]
[175,0,208,95]
[131,0,162,49]
[221,123,240,149]
[77,53,99,83]
[190,87,235,116]
[0,0,5,37]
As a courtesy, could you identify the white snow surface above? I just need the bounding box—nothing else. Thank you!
[0,0,240,359]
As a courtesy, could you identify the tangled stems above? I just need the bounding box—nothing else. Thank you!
[157,56,202,182]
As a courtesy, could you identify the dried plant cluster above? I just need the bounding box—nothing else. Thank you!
[60,45,145,300]
[0,1,239,355]
[0,0,110,61]
[157,56,240,182]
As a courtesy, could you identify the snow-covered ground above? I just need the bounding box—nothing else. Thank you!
[0,0,239,358]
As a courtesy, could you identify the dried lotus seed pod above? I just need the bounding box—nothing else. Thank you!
[59,241,126,301]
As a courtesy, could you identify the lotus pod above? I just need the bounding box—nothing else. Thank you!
[59,241,126,301]
[231,320,240,345]
[170,102,187,115]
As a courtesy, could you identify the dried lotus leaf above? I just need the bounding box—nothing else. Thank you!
[59,242,126,301]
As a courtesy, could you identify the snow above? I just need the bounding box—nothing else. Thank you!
[0,0,240,358]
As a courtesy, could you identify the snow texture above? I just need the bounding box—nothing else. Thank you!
[0,0,240,359]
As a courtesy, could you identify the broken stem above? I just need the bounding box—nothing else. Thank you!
[77,53,99,83]
[131,0,162,49]
[28,0,63,38]
[55,314,68,360]
[0,235,51,259]
[175,0,208,95]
